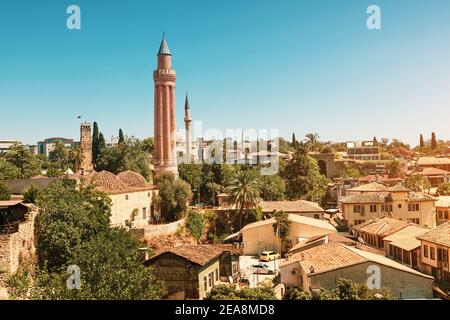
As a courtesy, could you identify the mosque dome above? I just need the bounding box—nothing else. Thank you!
[117,171,149,188]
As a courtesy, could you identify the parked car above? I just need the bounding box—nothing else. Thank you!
[259,251,280,262]
[250,263,274,275]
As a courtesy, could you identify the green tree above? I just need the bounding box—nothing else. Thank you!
[92,122,100,166]
[179,164,202,204]
[140,137,154,155]
[98,132,107,151]
[187,210,205,243]
[7,229,166,300]
[437,182,450,196]
[386,160,402,178]
[154,173,192,222]
[405,174,430,192]
[272,211,291,254]
[96,137,153,181]
[226,169,261,230]
[48,142,69,166]
[285,279,394,300]
[22,184,40,204]
[257,173,286,201]
[118,129,125,144]
[431,132,437,149]
[206,284,276,300]
[282,147,329,202]
[35,181,111,270]
[420,134,425,148]
[4,143,41,178]
[0,182,12,200]
[69,146,83,173]
[304,133,321,152]
[342,162,361,179]
[0,159,21,180]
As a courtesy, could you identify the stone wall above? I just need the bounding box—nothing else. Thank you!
[0,208,37,296]
[130,219,185,242]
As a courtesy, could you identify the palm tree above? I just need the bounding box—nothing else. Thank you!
[304,133,321,152]
[69,146,84,173]
[226,170,261,231]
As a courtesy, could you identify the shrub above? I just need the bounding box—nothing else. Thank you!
[187,210,205,243]
[0,182,11,200]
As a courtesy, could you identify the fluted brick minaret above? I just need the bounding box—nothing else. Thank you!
[153,34,178,176]
[184,93,192,162]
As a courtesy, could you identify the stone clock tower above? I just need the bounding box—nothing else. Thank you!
[80,122,93,173]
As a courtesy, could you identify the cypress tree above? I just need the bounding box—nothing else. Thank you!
[118,129,125,144]
[98,132,106,151]
[420,134,425,148]
[92,122,100,165]
[431,132,437,149]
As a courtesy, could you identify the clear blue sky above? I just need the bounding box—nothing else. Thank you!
[1,0,450,146]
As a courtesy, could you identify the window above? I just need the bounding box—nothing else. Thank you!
[444,249,449,262]
[203,276,207,291]
[142,207,147,219]
[403,250,410,265]
[215,269,219,282]
[354,219,365,226]
[389,244,394,257]
[370,205,377,213]
[409,218,420,225]
[208,273,213,287]
[439,211,443,219]
[445,211,449,220]
[424,245,428,258]
[147,192,151,197]
[125,195,129,200]
[408,203,420,212]
[314,214,320,219]
[353,205,363,213]
[398,204,402,209]
[431,247,436,260]
[381,204,393,213]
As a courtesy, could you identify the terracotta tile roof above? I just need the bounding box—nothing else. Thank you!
[284,242,433,279]
[417,157,450,166]
[117,170,150,188]
[352,217,409,237]
[383,225,431,251]
[411,167,450,176]
[80,170,154,194]
[347,182,388,193]
[359,174,403,184]
[0,200,24,208]
[260,200,324,213]
[406,192,436,202]
[340,193,388,204]
[146,244,237,266]
[388,185,410,192]
[417,222,450,247]
[288,233,357,253]
[241,214,336,232]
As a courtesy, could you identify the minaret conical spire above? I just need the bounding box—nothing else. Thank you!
[185,92,190,110]
[158,33,171,56]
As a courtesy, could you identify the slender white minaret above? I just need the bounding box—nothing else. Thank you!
[184,93,192,162]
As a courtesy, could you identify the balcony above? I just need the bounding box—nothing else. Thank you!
[0,222,19,235]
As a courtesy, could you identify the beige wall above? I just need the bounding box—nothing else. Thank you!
[242,223,335,255]
[198,260,220,300]
[281,260,434,299]
[109,190,156,227]
[342,199,436,229]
